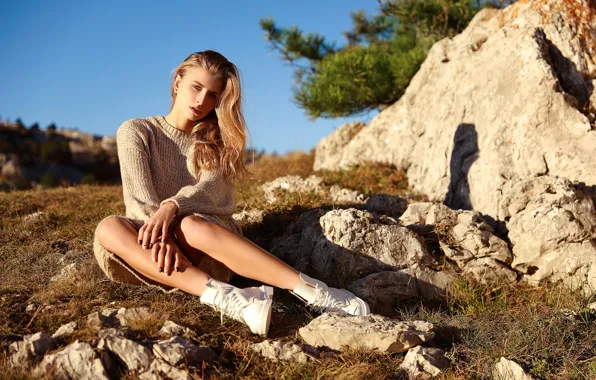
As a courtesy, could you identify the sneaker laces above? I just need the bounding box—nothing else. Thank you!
[213,284,245,324]
[309,284,347,312]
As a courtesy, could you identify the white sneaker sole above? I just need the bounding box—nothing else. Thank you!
[252,286,273,336]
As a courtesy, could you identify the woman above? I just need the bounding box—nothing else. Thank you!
[94,50,369,336]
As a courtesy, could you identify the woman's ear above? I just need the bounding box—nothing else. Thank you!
[174,75,182,91]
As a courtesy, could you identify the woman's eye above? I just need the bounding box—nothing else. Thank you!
[209,93,218,99]
[193,85,201,90]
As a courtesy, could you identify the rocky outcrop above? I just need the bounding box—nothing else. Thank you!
[314,122,366,171]
[299,313,434,353]
[270,208,434,288]
[498,176,596,293]
[260,175,367,205]
[400,203,517,284]
[317,0,596,219]
[399,346,450,379]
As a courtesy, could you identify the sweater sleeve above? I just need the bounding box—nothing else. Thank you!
[159,170,235,217]
[117,120,161,219]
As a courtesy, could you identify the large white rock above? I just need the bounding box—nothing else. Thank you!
[314,121,366,171]
[271,208,433,287]
[251,340,310,364]
[97,335,153,372]
[320,0,596,219]
[499,176,596,293]
[152,336,216,367]
[299,313,434,353]
[347,267,454,314]
[33,341,111,380]
[399,346,450,379]
[493,357,534,380]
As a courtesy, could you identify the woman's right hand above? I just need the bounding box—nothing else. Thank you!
[138,201,178,249]
[151,235,193,276]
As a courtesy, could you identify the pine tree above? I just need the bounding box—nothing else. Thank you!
[261,0,516,119]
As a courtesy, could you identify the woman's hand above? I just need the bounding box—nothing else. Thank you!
[151,235,193,276]
[138,201,178,249]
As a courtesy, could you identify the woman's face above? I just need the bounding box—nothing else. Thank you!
[175,66,223,121]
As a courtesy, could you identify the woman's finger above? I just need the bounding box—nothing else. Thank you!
[157,242,166,273]
[138,224,147,245]
[151,242,160,263]
[164,244,173,276]
[161,220,170,243]
[149,221,161,248]
[142,221,154,249]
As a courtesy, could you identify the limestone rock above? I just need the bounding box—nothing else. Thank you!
[232,209,265,226]
[34,341,110,380]
[329,185,368,204]
[365,194,408,218]
[348,267,454,314]
[23,211,47,224]
[97,335,153,372]
[52,321,77,339]
[402,203,516,284]
[399,346,450,379]
[499,176,596,293]
[493,357,534,380]
[9,332,56,368]
[251,340,311,364]
[314,121,366,171]
[327,0,596,219]
[87,308,119,331]
[271,208,433,287]
[50,263,82,283]
[299,313,434,353]
[152,336,216,367]
[261,175,326,203]
[139,358,192,380]
[159,320,193,337]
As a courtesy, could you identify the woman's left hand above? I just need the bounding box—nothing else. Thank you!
[138,201,178,249]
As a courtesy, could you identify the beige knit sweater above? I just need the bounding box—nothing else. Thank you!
[116,115,237,224]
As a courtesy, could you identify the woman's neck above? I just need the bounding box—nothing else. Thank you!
[164,111,194,133]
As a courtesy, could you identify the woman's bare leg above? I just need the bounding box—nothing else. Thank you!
[176,216,303,290]
[95,217,212,296]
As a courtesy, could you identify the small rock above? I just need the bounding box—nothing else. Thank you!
[299,313,434,353]
[251,340,311,363]
[587,302,596,311]
[52,322,77,339]
[25,303,37,313]
[152,336,216,367]
[159,320,193,337]
[97,327,133,339]
[33,341,110,379]
[329,185,368,204]
[365,194,408,218]
[23,211,46,224]
[261,175,326,203]
[399,346,450,379]
[492,357,533,380]
[8,332,56,367]
[232,209,265,225]
[50,263,81,283]
[87,308,119,331]
[139,358,192,380]
[98,335,153,372]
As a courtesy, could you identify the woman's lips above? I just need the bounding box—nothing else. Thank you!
[190,106,201,116]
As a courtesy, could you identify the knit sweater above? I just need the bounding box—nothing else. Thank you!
[116,115,236,222]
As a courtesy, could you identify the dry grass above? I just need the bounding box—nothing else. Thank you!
[1,151,595,379]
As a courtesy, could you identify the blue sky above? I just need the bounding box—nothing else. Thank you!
[1,0,381,154]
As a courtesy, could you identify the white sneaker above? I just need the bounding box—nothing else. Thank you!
[200,279,273,336]
[291,273,370,316]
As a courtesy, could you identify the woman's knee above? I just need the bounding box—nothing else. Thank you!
[179,215,219,248]
[96,216,131,244]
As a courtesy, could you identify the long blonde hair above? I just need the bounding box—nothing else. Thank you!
[169,50,250,182]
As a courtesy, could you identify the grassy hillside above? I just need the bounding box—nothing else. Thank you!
[1,150,594,379]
